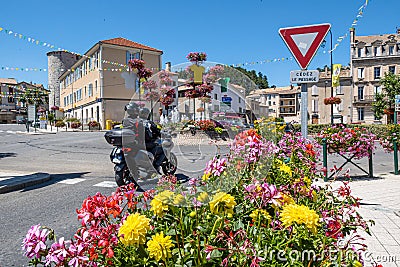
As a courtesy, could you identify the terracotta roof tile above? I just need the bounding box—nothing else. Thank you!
[101,37,162,53]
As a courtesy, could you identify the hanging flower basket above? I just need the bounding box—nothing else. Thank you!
[384,108,394,115]
[324,97,342,105]
[50,106,59,111]
[144,91,160,102]
[186,52,207,64]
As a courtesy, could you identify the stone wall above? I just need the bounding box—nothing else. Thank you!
[47,51,79,107]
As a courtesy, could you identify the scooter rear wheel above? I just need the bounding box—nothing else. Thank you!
[115,165,142,191]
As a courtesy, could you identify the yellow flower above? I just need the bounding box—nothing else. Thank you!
[303,176,311,187]
[147,232,174,262]
[197,192,209,203]
[173,194,186,205]
[279,163,292,176]
[202,172,211,181]
[279,204,319,233]
[150,190,175,217]
[118,213,150,246]
[250,209,271,223]
[274,193,295,209]
[189,211,196,217]
[209,192,236,215]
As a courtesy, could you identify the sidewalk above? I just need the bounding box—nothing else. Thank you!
[0,171,51,194]
[315,173,400,267]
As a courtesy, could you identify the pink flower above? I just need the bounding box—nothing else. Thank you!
[22,224,50,259]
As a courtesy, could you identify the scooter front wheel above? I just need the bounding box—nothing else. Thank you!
[162,152,177,175]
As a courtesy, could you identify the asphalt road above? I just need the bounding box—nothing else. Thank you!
[0,124,229,266]
[0,124,396,266]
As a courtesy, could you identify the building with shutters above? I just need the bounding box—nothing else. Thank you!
[307,67,353,124]
[57,37,162,128]
[350,28,400,124]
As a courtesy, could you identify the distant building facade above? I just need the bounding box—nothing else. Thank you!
[247,86,301,123]
[350,28,400,124]
[308,67,353,124]
[56,37,162,128]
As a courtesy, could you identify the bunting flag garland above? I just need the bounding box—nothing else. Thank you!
[0,26,129,69]
[328,0,371,53]
[0,66,162,72]
[230,57,294,67]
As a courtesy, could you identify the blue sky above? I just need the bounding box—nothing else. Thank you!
[0,0,397,88]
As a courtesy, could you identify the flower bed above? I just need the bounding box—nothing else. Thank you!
[23,124,372,266]
[316,124,377,159]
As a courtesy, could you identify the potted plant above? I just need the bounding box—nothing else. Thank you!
[88,121,100,130]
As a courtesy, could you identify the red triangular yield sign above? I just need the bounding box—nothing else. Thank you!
[279,23,331,70]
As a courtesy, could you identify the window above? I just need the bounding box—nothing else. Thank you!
[374,67,381,79]
[214,94,218,100]
[338,102,344,112]
[280,101,283,106]
[357,107,365,121]
[268,101,271,106]
[389,46,394,55]
[95,80,98,93]
[239,107,242,113]
[365,46,371,56]
[311,85,318,96]
[336,85,344,95]
[289,100,293,105]
[238,97,241,104]
[374,86,382,99]
[374,46,378,56]
[273,101,276,105]
[389,66,396,74]
[88,83,93,97]
[357,48,362,57]
[358,68,365,79]
[381,46,386,56]
[312,99,318,112]
[84,86,87,98]
[358,86,364,100]
[126,51,140,64]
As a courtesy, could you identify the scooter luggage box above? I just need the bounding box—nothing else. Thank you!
[104,128,136,146]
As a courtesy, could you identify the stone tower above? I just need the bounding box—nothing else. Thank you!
[47,51,80,107]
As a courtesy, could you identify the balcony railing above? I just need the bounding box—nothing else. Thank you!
[353,95,375,103]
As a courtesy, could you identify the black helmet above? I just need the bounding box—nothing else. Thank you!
[125,102,139,117]
[139,107,151,119]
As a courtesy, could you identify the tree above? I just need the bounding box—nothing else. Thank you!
[371,72,400,123]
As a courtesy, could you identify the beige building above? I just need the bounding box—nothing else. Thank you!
[58,37,162,128]
[0,78,18,123]
[177,80,246,121]
[350,28,400,124]
[247,86,301,122]
[308,67,353,124]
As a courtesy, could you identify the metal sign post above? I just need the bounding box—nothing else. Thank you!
[279,23,330,138]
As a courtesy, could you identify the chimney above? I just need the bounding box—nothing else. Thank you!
[350,28,355,44]
[165,62,171,72]
[397,27,400,34]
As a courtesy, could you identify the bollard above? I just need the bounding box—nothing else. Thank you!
[394,137,398,175]
[322,138,328,182]
[368,150,373,178]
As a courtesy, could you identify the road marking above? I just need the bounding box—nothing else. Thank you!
[6,131,16,134]
[58,178,86,185]
[93,181,117,188]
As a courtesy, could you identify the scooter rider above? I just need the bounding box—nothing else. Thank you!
[139,107,165,173]
[123,102,145,150]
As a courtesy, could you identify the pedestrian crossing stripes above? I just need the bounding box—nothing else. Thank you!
[56,178,118,188]
[57,178,86,185]
[93,181,117,188]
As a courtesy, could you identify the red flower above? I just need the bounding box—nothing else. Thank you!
[326,220,343,239]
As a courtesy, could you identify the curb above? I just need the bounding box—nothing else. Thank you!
[0,173,51,194]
